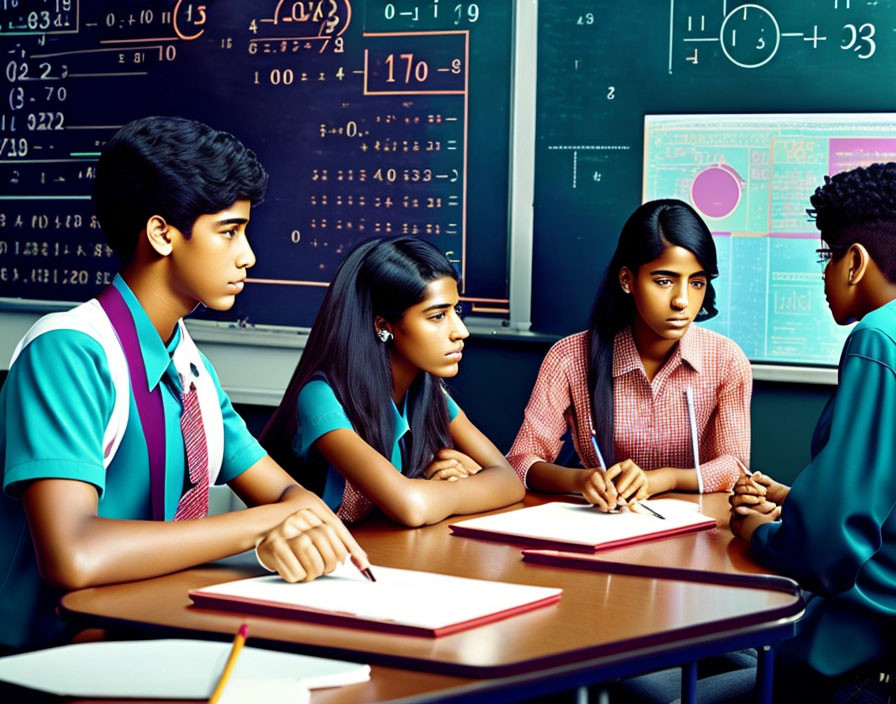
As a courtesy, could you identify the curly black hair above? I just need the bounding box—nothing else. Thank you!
[93,116,269,264]
[808,162,896,282]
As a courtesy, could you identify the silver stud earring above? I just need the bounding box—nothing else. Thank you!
[377,329,393,343]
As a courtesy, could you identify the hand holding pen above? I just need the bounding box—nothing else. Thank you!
[256,507,375,584]
[729,458,788,515]
[587,429,660,517]
[734,457,765,492]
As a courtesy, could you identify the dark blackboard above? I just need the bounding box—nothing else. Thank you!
[533,0,896,343]
[0,0,513,327]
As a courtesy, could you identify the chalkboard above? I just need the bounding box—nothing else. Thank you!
[533,0,896,366]
[0,0,513,328]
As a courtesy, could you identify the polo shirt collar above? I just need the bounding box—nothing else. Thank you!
[111,274,176,392]
[612,325,702,378]
[391,393,410,440]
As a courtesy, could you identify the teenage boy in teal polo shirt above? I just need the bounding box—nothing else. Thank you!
[731,162,896,701]
[0,116,368,651]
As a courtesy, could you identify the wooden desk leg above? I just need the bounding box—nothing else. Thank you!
[681,661,698,704]
[756,645,774,704]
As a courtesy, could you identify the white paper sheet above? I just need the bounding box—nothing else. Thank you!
[0,639,369,698]
[451,499,715,547]
[193,563,562,631]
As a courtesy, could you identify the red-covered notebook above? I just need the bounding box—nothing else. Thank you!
[450,499,716,552]
[189,563,562,638]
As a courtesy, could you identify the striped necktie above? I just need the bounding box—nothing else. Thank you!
[173,376,209,520]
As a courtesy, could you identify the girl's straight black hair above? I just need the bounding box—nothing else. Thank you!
[260,236,458,488]
[586,199,719,466]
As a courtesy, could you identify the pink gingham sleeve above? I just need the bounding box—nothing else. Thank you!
[695,339,752,492]
[507,334,584,486]
[336,480,376,524]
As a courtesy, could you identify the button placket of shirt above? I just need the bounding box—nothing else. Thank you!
[650,370,677,469]
[636,372,657,468]
[161,362,184,480]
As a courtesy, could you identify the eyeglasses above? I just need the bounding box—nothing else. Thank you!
[815,247,834,266]
[815,246,845,274]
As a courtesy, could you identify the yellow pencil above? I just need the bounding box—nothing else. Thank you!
[208,623,248,704]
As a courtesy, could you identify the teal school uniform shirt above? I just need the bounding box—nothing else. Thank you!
[0,275,266,650]
[751,298,896,676]
[293,379,460,517]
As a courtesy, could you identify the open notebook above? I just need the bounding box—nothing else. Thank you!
[449,498,716,552]
[0,639,369,700]
[190,562,562,637]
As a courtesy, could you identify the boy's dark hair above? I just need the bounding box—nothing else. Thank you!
[92,116,269,264]
[808,162,896,283]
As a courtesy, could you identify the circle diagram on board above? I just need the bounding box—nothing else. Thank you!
[720,4,780,69]
[690,164,744,219]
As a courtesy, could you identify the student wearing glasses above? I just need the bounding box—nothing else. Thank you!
[731,162,896,701]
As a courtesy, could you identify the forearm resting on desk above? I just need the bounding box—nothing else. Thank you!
[646,467,699,494]
[23,466,365,590]
[376,465,523,528]
[314,425,524,528]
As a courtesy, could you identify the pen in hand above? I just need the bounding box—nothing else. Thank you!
[627,499,665,520]
[589,428,607,472]
[590,428,662,518]
[208,623,248,704]
[733,457,764,492]
[732,457,780,519]
[589,428,621,511]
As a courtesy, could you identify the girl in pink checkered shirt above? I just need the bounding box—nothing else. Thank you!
[508,199,752,510]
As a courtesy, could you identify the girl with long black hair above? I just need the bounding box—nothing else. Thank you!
[261,236,524,526]
[508,199,752,509]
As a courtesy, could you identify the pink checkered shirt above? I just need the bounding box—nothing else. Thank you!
[337,478,376,525]
[507,325,752,493]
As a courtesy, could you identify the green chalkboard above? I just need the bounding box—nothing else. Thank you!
[0,0,514,328]
[533,0,896,363]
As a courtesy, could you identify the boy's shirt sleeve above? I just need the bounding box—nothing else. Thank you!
[294,380,354,457]
[199,352,266,484]
[3,330,114,496]
[750,328,896,596]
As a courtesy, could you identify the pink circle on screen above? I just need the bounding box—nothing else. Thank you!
[690,165,743,219]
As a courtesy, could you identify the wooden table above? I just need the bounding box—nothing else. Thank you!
[57,493,803,703]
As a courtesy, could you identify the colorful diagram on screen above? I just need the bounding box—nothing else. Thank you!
[644,114,896,366]
[690,164,744,219]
